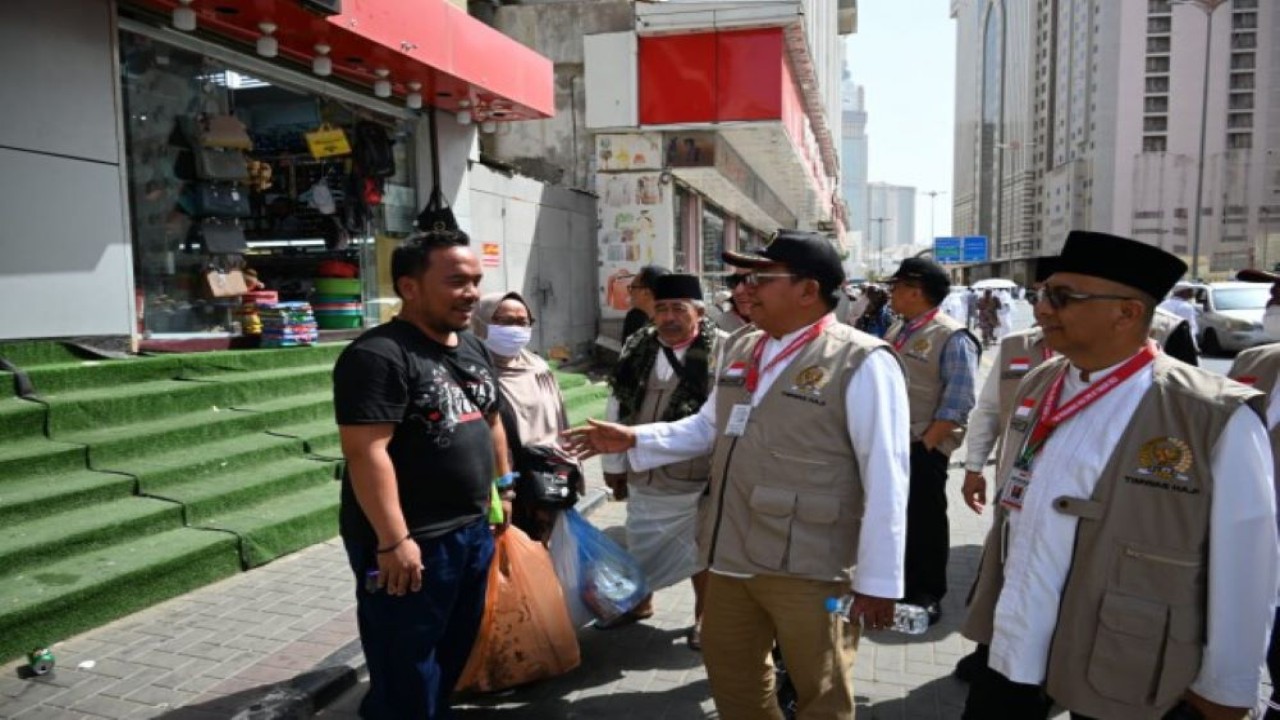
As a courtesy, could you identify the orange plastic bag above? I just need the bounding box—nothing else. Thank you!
[455,527,581,693]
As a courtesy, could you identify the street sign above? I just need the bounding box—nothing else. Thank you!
[962,236,989,263]
[934,237,962,264]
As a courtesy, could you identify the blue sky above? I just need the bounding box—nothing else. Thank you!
[845,0,957,241]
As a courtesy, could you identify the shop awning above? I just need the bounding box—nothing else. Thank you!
[126,0,555,122]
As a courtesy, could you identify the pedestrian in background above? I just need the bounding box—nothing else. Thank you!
[471,290,575,541]
[885,258,980,625]
[333,229,514,719]
[961,230,1278,720]
[715,269,753,332]
[621,265,670,346]
[601,273,724,647]
[976,290,1002,346]
[564,230,911,720]
[855,285,894,338]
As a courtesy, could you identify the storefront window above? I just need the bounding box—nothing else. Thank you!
[701,203,726,273]
[119,32,414,337]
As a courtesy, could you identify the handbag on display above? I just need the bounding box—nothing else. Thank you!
[199,114,253,150]
[192,183,251,218]
[192,218,248,254]
[305,123,352,158]
[194,147,249,181]
[414,110,457,231]
[353,121,395,178]
[204,268,249,298]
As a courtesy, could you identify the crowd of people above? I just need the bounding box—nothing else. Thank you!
[332,226,1280,720]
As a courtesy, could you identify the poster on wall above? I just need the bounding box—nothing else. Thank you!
[596,134,663,172]
[597,170,675,319]
[481,243,502,268]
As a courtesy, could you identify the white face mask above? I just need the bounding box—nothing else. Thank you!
[485,324,532,357]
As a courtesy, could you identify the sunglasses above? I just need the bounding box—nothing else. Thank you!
[1039,285,1141,310]
[725,274,751,289]
[744,272,797,287]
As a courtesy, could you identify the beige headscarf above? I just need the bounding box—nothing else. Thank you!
[471,292,568,447]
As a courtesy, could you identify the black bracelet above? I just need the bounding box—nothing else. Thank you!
[376,534,410,554]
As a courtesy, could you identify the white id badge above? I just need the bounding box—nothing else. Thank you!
[999,468,1032,511]
[725,403,752,436]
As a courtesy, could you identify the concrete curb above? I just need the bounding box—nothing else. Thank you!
[249,487,613,719]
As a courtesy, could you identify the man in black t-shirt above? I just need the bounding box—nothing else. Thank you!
[333,228,512,720]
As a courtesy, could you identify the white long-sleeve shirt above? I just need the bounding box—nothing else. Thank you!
[600,343,689,474]
[989,356,1278,708]
[963,340,1006,472]
[624,316,912,600]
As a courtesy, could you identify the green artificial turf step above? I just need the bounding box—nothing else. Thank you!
[0,470,137,526]
[20,355,190,396]
[0,436,87,480]
[562,381,611,410]
[68,391,333,467]
[176,342,346,375]
[149,455,339,523]
[195,481,340,568]
[41,365,333,436]
[0,397,46,444]
[266,418,341,458]
[0,340,86,368]
[0,526,241,663]
[567,397,609,428]
[554,371,590,390]
[0,496,184,575]
[100,432,308,493]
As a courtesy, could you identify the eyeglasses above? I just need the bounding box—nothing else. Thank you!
[1039,285,1141,310]
[725,274,751,289]
[745,272,796,287]
[628,283,647,292]
[491,317,534,327]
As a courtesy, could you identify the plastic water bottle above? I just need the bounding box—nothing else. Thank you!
[824,595,930,635]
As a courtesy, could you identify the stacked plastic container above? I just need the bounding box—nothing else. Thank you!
[313,277,363,330]
[259,302,318,348]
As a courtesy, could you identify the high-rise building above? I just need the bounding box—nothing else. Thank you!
[841,78,870,259]
[867,181,917,264]
[951,0,1279,279]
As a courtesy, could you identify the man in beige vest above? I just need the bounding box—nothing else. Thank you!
[601,273,725,645]
[564,230,911,720]
[961,230,1278,720]
[884,257,980,623]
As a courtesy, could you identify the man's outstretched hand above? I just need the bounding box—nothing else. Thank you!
[560,419,638,460]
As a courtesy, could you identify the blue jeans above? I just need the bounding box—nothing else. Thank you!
[344,519,494,719]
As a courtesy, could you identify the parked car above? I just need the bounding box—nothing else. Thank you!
[1193,282,1270,353]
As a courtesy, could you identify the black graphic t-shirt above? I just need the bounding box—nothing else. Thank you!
[334,319,498,545]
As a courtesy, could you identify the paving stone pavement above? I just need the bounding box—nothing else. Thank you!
[2,309,1050,720]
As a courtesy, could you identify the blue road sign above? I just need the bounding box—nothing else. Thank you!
[962,236,989,263]
[934,237,962,264]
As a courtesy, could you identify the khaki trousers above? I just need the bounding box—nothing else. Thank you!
[701,572,858,720]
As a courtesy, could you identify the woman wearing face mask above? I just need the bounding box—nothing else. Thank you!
[472,292,575,540]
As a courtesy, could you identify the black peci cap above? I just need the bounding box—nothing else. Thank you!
[722,230,845,298]
[1034,257,1060,284]
[651,273,704,301]
[1056,231,1186,299]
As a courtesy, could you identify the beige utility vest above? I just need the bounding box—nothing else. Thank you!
[996,328,1050,425]
[962,353,1263,719]
[1228,343,1280,486]
[626,358,714,494]
[885,310,973,455]
[701,321,902,582]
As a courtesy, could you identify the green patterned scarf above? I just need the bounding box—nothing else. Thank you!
[610,317,718,424]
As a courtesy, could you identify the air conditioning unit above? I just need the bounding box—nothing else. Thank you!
[300,0,342,16]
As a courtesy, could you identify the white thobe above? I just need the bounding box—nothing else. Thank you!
[1159,296,1200,339]
[989,355,1278,708]
[623,314,912,600]
[963,338,1008,473]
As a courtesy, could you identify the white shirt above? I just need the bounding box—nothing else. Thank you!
[1159,296,1200,339]
[624,315,912,600]
[601,343,689,474]
[964,338,1009,473]
[989,356,1278,707]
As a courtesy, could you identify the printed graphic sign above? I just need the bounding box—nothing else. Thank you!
[481,243,501,268]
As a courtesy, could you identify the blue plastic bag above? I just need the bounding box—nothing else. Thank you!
[554,509,650,625]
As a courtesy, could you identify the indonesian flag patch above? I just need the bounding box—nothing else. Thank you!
[724,361,747,378]
[1008,357,1031,373]
[1235,375,1258,386]
[1014,397,1036,419]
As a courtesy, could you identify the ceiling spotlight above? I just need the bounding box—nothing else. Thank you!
[257,22,278,58]
[312,44,332,76]
[373,68,392,98]
[406,81,423,110]
[480,120,497,134]
[456,110,472,126]
[173,0,197,31]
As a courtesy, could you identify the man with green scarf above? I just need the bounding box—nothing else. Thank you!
[602,273,726,648]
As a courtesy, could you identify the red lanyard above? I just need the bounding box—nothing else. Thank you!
[1021,344,1157,463]
[892,308,940,351]
[746,316,832,392]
